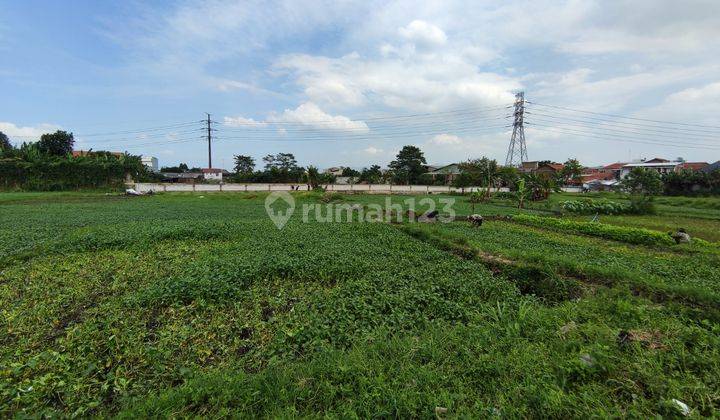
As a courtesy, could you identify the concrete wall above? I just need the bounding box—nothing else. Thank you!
[134,182,511,194]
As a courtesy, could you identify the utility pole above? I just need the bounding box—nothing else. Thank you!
[505,92,528,167]
[205,113,213,169]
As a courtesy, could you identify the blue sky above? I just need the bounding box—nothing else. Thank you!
[2,0,719,169]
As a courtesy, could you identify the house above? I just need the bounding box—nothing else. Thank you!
[141,156,159,172]
[535,162,564,177]
[599,162,627,179]
[677,162,709,172]
[619,159,709,178]
[520,161,564,177]
[700,161,720,174]
[202,168,228,181]
[584,178,620,192]
[161,172,204,184]
[581,171,618,191]
[520,161,539,172]
[426,163,462,184]
[325,167,345,176]
[72,150,123,158]
[620,160,680,178]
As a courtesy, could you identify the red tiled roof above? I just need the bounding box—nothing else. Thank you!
[582,172,616,182]
[537,163,564,171]
[202,168,223,173]
[602,162,627,170]
[72,150,123,157]
[677,162,709,171]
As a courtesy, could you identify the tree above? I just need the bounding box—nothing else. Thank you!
[515,178,530,209]
[621,168,663,196]
[160,163,190,173]
[389,145,426,184]
[620,168,663,214]
[233,155,255,174]
[359,165,382,184]
[37,130,74,156]
[525,173,559,200]
[0,131,11,153]
[305,166,321,190]
[341,167,360,177]
[497,166,520,189]
[452,172,473,193]
[560,158,583,185]
[459,157,499,200]
[263,153,298,171]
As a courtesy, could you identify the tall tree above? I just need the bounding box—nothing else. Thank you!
[233,155,255,174]
[0,131,11,153]
[341,167,360,177]
[389,145,426,184]
[621,168,663,196]
[263,152,298,171]
[459,157,499,199]
[37,130,74,156]
[560,158,583,185]
[359,165,382,184]
[621,167,663,214]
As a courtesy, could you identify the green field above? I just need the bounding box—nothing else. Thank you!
[1,191,719,417]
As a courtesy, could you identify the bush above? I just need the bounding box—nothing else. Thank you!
[628,196,656,215]
[559,199,630,215]
[511,214,676,247]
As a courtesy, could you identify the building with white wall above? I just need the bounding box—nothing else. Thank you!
[141,156,159,172]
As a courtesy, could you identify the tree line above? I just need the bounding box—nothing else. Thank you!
[0,130,153,191]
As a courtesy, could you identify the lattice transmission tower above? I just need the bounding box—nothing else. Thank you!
[504,92,528,167]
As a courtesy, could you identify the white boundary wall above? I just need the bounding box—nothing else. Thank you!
[134,182,511,194]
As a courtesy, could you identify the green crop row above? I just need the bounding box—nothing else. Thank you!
[511,214,677,247]
[559,199,630,215]
[419,221,720,311]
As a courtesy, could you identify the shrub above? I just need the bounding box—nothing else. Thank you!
[559,199,630,215]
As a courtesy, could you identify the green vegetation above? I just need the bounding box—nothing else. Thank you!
[0,130,153,191]
[510,214,677,246]
[1,192,719,417]
[559,199,630,215]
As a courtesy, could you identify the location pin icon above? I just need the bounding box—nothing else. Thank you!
[265,191,295,230]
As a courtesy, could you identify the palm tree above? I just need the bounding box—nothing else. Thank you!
[305,166,320,190]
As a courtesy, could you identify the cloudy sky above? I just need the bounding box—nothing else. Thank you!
[2,0,719,169]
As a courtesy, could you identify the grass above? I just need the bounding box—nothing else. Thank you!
[1,191,719,417]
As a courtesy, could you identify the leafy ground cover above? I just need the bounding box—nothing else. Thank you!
[1,192,719,417]
[407,220,720,310]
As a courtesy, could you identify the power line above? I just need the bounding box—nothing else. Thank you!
[525,116,719,145]
[220,104,510,127]
[525,111,720,139]
[215,117,509,138]
[527,101,720,130]
[526,122,720,150]
[214,123,511,142]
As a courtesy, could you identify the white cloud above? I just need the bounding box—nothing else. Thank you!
[363,146,383,154]
[224,116,268,128]
[269,102,369,132]
[398,20,447,49]
[430,133,463,145]
[0,122,60,140]
[275,50,519,111]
